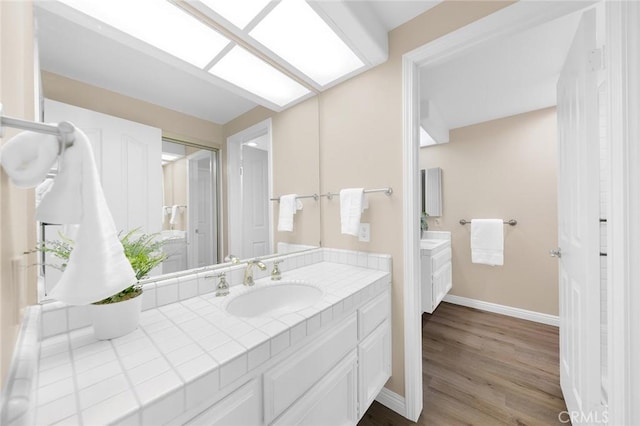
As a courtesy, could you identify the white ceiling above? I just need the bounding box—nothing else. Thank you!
[35,1,442,125]
[419,10,582,132]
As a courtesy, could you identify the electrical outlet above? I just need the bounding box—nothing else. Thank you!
[359,223,371,242]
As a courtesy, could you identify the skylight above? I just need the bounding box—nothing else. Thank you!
[249,0,365,86]
[209,46,310,107]
[199,0,272,29]
[58,0,230,68]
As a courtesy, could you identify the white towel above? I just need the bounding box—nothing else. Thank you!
[169,205,179,225]
[277,194,303,232]
[340,188,367,237]
[0,130,59,188]
[470,219,504,266]
[36,126,136,305]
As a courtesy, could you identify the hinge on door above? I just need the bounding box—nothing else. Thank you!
[239,166,243,176]
[589,47,605,71]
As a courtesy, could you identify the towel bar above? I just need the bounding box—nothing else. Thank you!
[0,103,75,152]
[270,194,319,202]
[324,187,393,200]
[459,219,517,226]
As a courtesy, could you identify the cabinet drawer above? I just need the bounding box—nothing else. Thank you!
[264,313,358,423]
[431,247,451,272]
[358,289,391,340]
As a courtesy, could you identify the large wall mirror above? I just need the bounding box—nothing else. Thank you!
[34,4,321,301]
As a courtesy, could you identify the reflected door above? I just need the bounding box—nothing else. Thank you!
[242,146,269,257]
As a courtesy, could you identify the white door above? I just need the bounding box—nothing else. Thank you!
[44,99,162,234]
[241,145,269,258]
[556,8,602,421]
[187,150,217,268]
[43,100,162,295]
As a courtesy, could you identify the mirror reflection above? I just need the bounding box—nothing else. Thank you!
[34,4,321,301]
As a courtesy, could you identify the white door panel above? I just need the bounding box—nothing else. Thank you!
[556,8,602,422]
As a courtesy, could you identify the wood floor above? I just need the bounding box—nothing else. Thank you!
[359,303,567,426]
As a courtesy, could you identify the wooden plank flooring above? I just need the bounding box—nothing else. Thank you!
[359,303,566,426]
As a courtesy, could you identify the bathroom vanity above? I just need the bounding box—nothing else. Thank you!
[1,248,392,425]
[421,231,452,314]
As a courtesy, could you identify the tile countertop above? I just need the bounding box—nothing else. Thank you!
[7,260,391,425]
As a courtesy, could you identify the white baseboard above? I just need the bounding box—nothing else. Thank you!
[442,294,559,327]
[375,387,406,417]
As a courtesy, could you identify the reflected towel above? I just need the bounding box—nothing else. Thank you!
[169,205,179,225]
[470,219,504,266]
[277,194,302,232]
[0,130,59,188]
[340,188,367,237]
[36,126,136,305]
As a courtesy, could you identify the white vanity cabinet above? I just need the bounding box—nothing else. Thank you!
[421,233,452,314]
[182,289,392,426]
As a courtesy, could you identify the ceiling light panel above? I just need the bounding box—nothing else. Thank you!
[58,0,229,68]
[250,0,364,86]
[198,0,272,29]
[209,46,310,107]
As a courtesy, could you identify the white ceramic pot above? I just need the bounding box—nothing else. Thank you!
[90,293,143,340]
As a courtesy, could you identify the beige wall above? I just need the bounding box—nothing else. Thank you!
[421,107,559,315]
[42,72,224,149]
[162,159,187,231]
[0,1,37,385]
[315,1,514,395]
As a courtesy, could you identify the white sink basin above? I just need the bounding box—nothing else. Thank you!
[225,281,322,318]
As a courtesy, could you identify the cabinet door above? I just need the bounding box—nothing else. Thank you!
[272,351,358,426]
[432,262,452,309]
[358,319,391,418]
[186,379,262,426]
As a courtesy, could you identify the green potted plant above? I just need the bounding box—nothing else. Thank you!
[36,229,167,339]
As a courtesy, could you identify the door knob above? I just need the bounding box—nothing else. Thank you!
[550,248,562,258]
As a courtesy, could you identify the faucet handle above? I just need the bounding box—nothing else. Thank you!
[215,272,230,297]
[271,259,282,281]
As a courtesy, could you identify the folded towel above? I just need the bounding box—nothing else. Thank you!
[340,188,367,237]
[169,205,179,225]
[36,126,136,305]
[0,130,59,188]
[471,219,504,266]
[277,194,303,232]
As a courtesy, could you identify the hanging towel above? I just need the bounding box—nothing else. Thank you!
[340,188,367,237]
[36,126,136,305]
[470,219,504,266]
[277,194,303,232]
[169,205,179,225]
[0,130,59,188]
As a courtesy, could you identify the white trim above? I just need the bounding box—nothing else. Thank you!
[374,387,406,417]
[401,1,595,421]
[606,1,640,423]
[226,118,273,259]
[443,295,559,327]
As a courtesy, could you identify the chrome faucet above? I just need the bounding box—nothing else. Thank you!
[244,259,266,286]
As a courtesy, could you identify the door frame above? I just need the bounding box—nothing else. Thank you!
[226,118,273,259]
[605,2,640,424]
[401,1,600,421]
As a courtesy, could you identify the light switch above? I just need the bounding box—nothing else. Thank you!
[359,223,370,242]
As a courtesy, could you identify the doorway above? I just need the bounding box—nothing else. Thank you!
[401,1,605,421]
[227,119,273,259]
